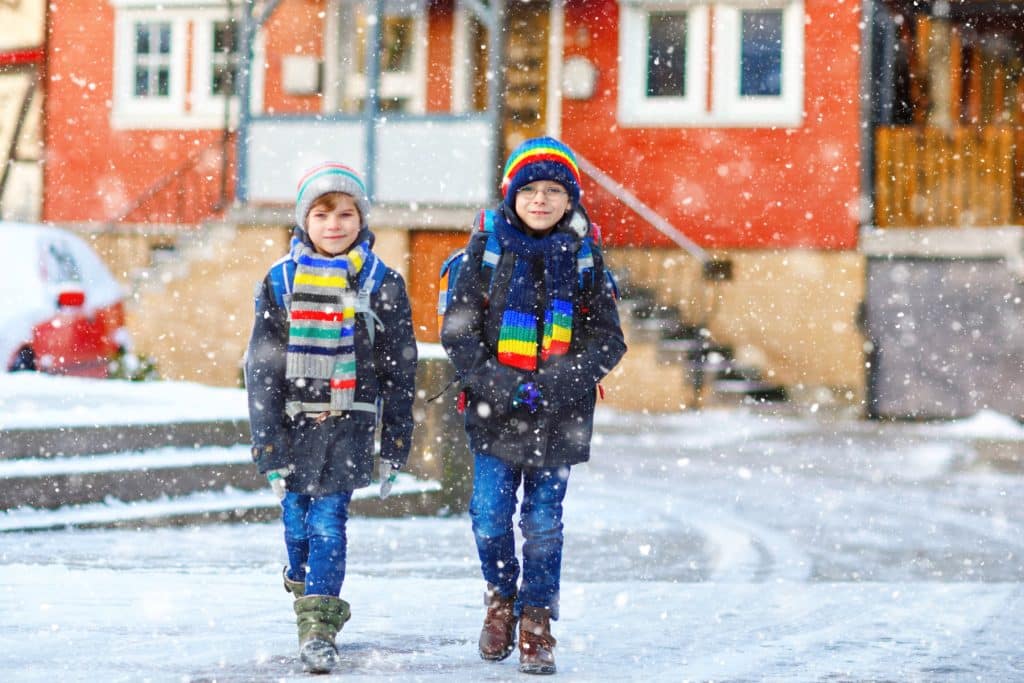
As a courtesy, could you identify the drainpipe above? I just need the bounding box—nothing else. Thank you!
[859,0,876,229]
[235,0,281,206]
[488,0,506,204]
[235,1,255,204]
[364,0,383,201]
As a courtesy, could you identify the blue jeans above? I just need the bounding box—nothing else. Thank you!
[469,453,570,620]
[281,491,353,597]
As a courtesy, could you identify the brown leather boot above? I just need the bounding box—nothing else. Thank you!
[478,585,517,660]
[519,605,556,675]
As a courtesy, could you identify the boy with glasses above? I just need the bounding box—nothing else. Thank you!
[441,137,626,675]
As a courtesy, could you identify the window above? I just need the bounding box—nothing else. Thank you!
[191,14,242,118]
[210,20,241,97]
[330,1,426,114]
[112,2,240,129]
[646,12,688,98]
[132,21,172,99]
[618,1,804,127]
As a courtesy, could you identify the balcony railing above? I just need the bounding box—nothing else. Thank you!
[874,125,1024,228]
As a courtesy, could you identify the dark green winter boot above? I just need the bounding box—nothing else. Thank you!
[294,594,351,674]
[282,566,305,598]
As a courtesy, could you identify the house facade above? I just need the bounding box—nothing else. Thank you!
[0,0,46,222]
[46,0,876,404]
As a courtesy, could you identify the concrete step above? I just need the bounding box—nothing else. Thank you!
[0,474,442,532]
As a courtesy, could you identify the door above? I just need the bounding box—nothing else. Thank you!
[503,1,550,156]
[407,229,476,343]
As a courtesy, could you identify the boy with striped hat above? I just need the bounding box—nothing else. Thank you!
[441,137,627,674]
[245,162,417,673]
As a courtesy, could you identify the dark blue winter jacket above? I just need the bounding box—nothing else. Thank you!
[440,208,626,468]
[245,229,417,495]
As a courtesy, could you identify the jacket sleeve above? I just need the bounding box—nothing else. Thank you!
[244,276,291,474]
[373,270,418,467]
[440,234,528,417]
[535,248,627,411]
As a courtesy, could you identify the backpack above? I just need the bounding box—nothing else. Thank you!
[436,208,611,334]
[268,251,389,345]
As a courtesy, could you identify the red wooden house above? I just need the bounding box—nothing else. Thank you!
[43,0,889,405]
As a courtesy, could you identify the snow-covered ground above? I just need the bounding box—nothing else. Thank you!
[2,376,1024,680]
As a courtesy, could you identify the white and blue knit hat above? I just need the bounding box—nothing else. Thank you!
[295,162,370,228]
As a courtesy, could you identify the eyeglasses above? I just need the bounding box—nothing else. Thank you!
[516,185,568,200]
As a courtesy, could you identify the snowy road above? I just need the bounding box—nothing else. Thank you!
[3,408,1024,681]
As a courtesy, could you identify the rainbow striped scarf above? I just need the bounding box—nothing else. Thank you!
[494,213,577,371]
[285,236,370,413]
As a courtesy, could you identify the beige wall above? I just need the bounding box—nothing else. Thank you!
[90,224,412,387]
[85,225,865,407]
[606,247,867,404]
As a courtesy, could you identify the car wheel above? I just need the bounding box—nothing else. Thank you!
[11,346,36,372]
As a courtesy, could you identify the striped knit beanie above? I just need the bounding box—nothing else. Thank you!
[500,137,582,211]
[295,162,370,228]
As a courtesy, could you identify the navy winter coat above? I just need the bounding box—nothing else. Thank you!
[440,213,626,468]
[245,237,417,495]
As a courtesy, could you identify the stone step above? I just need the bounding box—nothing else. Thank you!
[0,474,443,532]
[0,420,251,459]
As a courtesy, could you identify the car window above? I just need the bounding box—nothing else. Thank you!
[41,239,83,286]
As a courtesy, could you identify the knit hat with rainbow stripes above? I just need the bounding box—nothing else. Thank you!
[295,162,370,229]
[500,137,582,211]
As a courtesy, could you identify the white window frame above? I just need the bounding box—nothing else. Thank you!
[112,9,188,128]
[712,2,804,126]
[617,0,804,128]
[111,0,241,129]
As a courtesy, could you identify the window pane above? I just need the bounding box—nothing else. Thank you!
[136,24,150,55]
[740,10,783,97]
[647,12,687,98]
[134,66,150,96]
[382,17,413,73]
[157,67,170,96]
[158,24,172,54]
[211,65,237,96]
[213,20,238,53]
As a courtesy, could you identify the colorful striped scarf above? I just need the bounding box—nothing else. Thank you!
[285,236,370,413]
[494,212,577,371]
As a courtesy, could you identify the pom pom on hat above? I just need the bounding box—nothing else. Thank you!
[501,137,582,210]
[295,162,370,228]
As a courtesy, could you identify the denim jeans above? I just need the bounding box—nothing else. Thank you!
[281,490,353,597]
[469,452,570,620]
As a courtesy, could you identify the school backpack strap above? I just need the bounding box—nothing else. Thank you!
[355,252,387,346]
[437,247,467,333]
[267,255,295,309]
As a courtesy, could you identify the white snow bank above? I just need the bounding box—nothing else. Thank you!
[0,373,248,429]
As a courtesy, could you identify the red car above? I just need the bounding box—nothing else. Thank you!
[0,222,130,378]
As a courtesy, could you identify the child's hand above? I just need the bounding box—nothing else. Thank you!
[511,382,543,414]
[379,460,400,499]
[266,468,290,500]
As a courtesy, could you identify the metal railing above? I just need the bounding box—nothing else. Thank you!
[574,152,709,266]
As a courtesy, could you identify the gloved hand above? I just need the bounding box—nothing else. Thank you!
[511,381,543,414]
[266,467,290,500]
[379,460,400,499]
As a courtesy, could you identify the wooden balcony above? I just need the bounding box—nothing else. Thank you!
[874,125,1024,228]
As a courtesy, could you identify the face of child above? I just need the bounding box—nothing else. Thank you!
[305,193,362,256]
[513,180,571,234]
